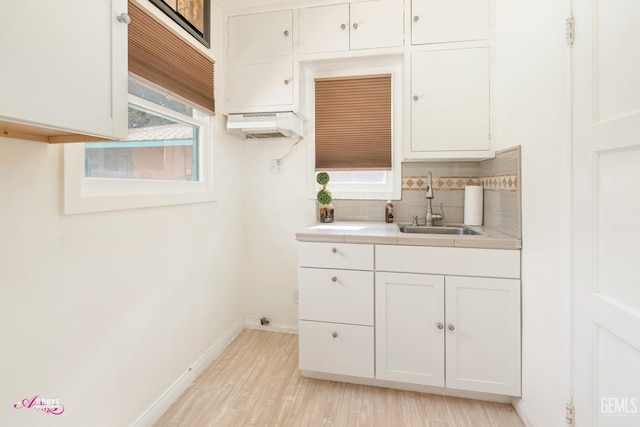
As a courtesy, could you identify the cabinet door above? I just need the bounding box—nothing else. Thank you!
[411,48,490,152]
[0,0,127,140]
[228,10,293,59]
[299,320,374,378]
[227,62,293,112]
[411,0,490,45]
[445,276,521,396]
[298,4,349,54]
[375,272,445,386]
[350,0,404,50]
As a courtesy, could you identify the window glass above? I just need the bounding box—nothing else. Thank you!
[85,104,199,181]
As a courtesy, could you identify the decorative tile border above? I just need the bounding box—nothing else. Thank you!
[402,174,518,192]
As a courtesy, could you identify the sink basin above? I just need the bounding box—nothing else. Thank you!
[398,225,481,236]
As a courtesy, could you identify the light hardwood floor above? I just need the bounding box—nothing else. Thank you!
[154,329,524,427]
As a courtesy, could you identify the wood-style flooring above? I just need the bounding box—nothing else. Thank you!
[154,329,524,427]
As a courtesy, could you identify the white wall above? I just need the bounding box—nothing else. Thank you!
[0,3,245,427]
[496,0,572,425]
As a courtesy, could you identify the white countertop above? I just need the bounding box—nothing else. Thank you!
[296,221,522,250]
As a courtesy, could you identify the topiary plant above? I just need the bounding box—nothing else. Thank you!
[316,172,334,223]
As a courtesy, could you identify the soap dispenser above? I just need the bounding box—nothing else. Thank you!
[385,200,394,223]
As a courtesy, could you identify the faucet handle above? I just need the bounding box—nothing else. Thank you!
[412,216,419,226]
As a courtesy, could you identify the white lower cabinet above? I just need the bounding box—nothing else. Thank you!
[376,272,521,396]
[298,242,521,397]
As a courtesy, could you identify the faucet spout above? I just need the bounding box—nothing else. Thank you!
[425,172,434,199]
[425,171,442,226]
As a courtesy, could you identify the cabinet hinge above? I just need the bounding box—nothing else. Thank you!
[566,17,575,45]
[566,403,574,424]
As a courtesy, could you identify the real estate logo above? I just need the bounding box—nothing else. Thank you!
[13,395,65,415]
[601,397,638,416]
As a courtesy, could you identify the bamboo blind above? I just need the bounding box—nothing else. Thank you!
[315,74,392,170]
[128,1,215,114]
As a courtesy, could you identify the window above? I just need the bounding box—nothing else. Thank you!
[302,60,403,200]
[63,79,214,214]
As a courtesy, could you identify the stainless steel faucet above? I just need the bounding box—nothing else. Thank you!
[425,172,443,226]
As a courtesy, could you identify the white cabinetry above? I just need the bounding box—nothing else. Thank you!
[411,0,490,45]
[228,10,293,59]
[297,1,404,55]
[410,48,490,155]
[227,62,294,111]
[375,245,521,396]
[0,0,128,143]
[298,242,374,378]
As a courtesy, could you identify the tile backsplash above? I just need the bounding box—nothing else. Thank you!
[330,146,522,239]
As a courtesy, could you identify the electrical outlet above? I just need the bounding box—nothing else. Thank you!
[269,159,284,174]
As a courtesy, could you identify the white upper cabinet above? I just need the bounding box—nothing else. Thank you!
[228,10,293,59]
[0,0,127,143]
[411,0,490,45]
[298,4,350,54]
[350,0,405,50]
[227,62,294,112]
[411,47,490,153]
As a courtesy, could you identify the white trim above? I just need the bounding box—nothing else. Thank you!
[130,319,244,427]
[301,370,514,404]
[301,56,404,201]
[243,317,299,334]
[64,94,216,214]
[512,397,538,427]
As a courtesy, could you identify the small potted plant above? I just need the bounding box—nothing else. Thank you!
[316,172,334,223]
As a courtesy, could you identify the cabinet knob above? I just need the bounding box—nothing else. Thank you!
[284,30,289,36]
[413,15,420,22]
[117,13,131,25]
[331,276,338,282]
[413,95,419,101]
[332,331,338,338]
[341,23,347,30]
[284,79,290,85]
[436,322,444,330]
[448,323,455,331]
[331,247,337,253]
[352,23,359,30]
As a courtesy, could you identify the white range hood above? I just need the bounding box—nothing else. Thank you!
[226,112,304,139]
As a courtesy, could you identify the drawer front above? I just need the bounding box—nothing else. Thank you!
[299,320,374,378]
[376,245,521,279]
[298,242,373,270]
[299,268,373,326]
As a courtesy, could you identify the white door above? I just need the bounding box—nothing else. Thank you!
[227,62,293,112]
[298,4,349,54]
[228,10,292,59]
[411,48,490,152]
[411,0,490,45]
[573,0,640,425]
[445,276,521,396]
[375,272,445,386]
[350,0,404,50]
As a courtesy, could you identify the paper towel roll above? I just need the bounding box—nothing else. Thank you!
[464,185,484,226]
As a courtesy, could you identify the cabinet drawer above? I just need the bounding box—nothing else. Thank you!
[299,320,374,378]
[376,245,520,278]
[299,268,373,326]
[298,242,373,270]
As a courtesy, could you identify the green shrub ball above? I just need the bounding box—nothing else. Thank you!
[316,172,330,185]
[317,189,333,205]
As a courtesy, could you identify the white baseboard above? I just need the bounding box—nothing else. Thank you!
[243,317,298,334]
[301,370,513,404]
[512,397,537,427]
[131,319,244,427]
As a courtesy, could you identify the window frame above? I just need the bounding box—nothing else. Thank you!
[63,93,215,214]
[302,60,403,201]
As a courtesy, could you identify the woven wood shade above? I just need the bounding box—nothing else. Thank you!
[315,74,392,170]
[128,1,215,114]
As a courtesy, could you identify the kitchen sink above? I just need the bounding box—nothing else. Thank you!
[398,225,482,236]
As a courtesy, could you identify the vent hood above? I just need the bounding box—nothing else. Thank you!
[226,112,304,139]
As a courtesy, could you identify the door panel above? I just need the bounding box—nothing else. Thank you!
[573,0,640,424]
